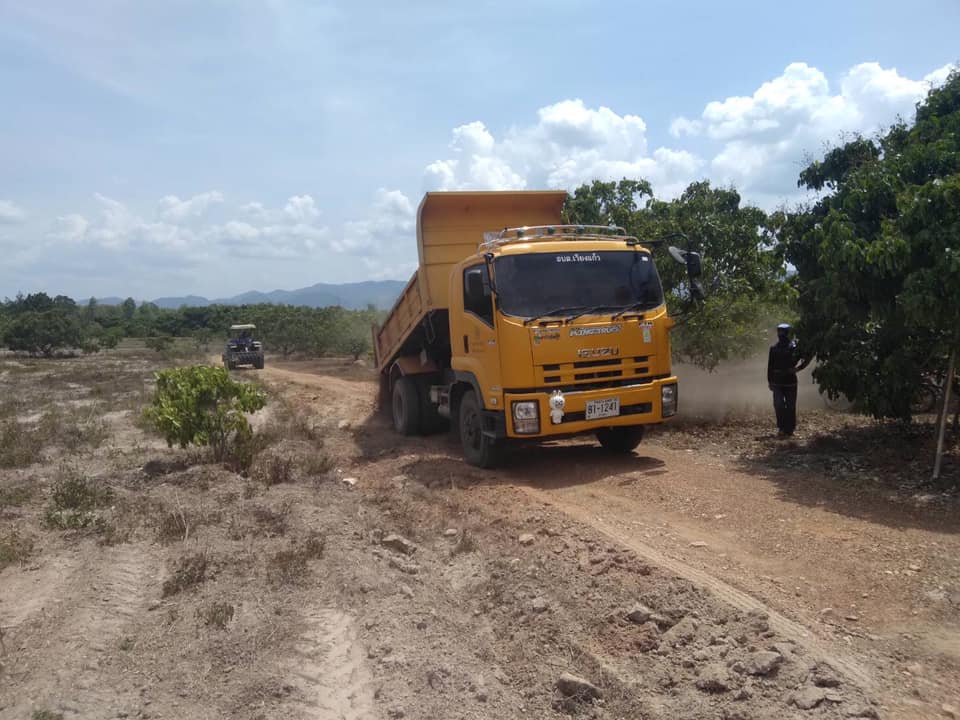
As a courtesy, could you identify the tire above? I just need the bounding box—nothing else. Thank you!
[391,377,421,436]
[254,356,265,370]
[596,426,644,453]
[459,391,501,468]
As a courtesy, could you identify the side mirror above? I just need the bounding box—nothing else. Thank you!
[669,245,705,301]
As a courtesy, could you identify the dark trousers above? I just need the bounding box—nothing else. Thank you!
[772,385,798,434]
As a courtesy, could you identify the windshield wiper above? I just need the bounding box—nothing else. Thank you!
[565,304,625,323]
[522,305,589,326]
[611,301,661,320]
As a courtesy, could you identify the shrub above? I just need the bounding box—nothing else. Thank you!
[162,553,209,597]
[44,470,114,530]
[144,366,267,462]
[144,335,175,354]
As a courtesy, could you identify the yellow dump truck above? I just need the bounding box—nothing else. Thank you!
[373,190,701,467]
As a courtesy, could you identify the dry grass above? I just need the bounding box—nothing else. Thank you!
[266,532,325,586]
[0,420,44,468]
[162,553,209,597]
[252,454,294,486]
[38,407,110,452]
[302,451,334,478]
[247,500,294,538]
[155,500,223,544]
[198,601,235,630]
[0,481,37,509]
[0,529,34,570]
[31,711,64,720]
[450,529,478,557]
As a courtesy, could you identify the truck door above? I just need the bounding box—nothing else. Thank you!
[457,264,500,403]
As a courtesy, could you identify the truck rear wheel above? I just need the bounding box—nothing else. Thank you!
[392,377,421,436]
[459,391,501,468]
[596,426,644,453]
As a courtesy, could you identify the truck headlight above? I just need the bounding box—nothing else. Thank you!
[661,383,678,417]
[512,401,540,435]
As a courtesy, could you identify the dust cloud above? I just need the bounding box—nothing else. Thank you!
[675,353,823,421]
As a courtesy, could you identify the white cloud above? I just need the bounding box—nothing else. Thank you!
[43,192,332,265]
[423,99,703,197]
[669,61,957,203]
[336,188,414,254]
[283,194,320,221]
[0,199,26,224]
[49,213,90,242]
[156,191,223,222]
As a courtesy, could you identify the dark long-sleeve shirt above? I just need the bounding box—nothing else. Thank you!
[767,340,810,387]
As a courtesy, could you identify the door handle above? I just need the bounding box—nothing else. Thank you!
[463,335,469,353]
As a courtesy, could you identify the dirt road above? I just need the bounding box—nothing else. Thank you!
[266,358,960,718]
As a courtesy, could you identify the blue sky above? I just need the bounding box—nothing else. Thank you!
[1,0,957,300]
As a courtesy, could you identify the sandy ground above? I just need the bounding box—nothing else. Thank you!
[1,353,958,720]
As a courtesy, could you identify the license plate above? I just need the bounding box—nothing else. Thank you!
[586,397,620,420]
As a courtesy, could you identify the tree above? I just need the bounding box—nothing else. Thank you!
[2,310,82,356]
[783,70,960,419]
[564,179,791,369]
[144,366,267,461]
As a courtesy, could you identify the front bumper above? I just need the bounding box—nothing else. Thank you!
[225,351,262,365]
[503,377,677,439]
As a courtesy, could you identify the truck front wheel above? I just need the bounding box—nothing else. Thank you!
[392,377,421,436]
[459,391,501,468]
[596,426,644,453]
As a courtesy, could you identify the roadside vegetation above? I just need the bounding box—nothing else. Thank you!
[0,294,382,359]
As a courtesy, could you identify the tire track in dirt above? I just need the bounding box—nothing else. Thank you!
[523,486,876,690]
[0,551,82,631]
[284,608,376,720]
[6,544,161,719]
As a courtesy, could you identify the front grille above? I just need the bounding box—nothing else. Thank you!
[573,358,621,369]
[535,354,660,392]
[574,370,621,381]
[561,402,653,423]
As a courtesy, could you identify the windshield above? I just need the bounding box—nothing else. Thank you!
[493,250,664,319]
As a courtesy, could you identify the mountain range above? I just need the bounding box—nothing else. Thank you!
[87,280,406,311]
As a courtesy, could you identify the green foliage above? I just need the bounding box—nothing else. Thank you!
[145,365,267,461]
[1,291,384,361]
[564,179,791,369]
[2,297,82,356]
[144,335,175,353]
[783,70,960,419]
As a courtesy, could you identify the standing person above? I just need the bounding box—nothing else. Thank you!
[767,323,811,436]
